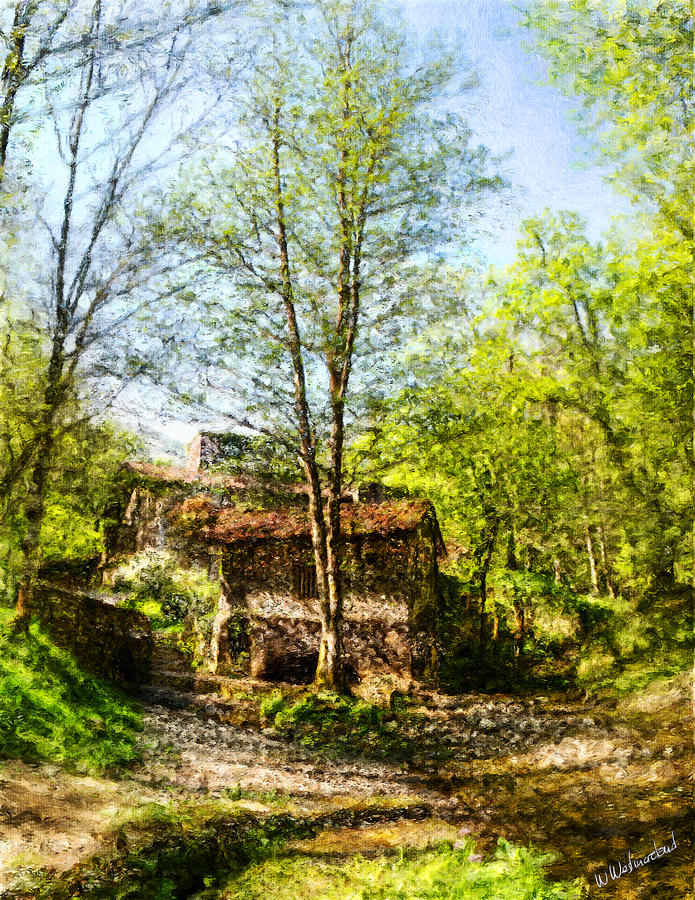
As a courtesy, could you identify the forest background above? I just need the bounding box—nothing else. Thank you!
[0,0,691,696]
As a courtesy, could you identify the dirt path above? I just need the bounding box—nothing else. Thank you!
[1,659,691,898]
[135,701,450,806]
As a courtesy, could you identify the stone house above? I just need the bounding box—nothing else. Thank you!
[191,499,446,686]
[105,461,446,688]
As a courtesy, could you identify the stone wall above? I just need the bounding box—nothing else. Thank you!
[31,583,152,684]
[213,525,440,682]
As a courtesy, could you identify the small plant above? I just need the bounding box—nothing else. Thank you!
[260,690,285,720]
[260,690,425,761]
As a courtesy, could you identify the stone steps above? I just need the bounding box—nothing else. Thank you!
[144,637,292,726]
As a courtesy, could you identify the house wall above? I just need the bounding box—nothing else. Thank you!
[103,480,442,685]
[214,526,440,682]
[103,485,217,576]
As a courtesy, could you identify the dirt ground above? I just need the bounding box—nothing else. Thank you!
[0,671,691,898]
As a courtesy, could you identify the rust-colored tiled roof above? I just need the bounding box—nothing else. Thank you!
[175,497,445,554]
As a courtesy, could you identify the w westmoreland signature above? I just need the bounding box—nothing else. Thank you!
[593,831,677,888]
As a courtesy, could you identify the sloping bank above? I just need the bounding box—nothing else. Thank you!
[0,609,142,773]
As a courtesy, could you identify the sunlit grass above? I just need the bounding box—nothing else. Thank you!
[222,839,583,900]
[0,608,142,772]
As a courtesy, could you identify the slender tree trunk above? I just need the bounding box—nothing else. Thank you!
[505,521,525,657]
[513,601,525,658]
[269,99,346,690]
[597,523,616,599]
[491,606,499,656]
[314,45,363,691]
[0,1,30,174]
[476,517,499,655]
[12,441,52,629]
[12,332,66,631]
[585,525,599,595]
[4,548,15,606]
[316,372,347,690]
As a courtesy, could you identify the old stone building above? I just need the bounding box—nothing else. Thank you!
[104,458,446,688]
[195,499,445,685]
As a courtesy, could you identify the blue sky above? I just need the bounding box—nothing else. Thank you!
[399,0,627,266]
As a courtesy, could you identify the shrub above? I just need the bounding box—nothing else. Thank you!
[226,837,583,899]
[261,690,422,761]
[109,550,218,634]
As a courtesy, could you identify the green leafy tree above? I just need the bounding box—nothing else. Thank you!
[157,0,502,688]
[495,210,692,594]
[348,320,575,653]
[523,0,693,590]
[525,0,693,240]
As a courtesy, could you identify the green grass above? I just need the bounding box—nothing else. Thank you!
[222,839,583,900]
[0,608,143,772]
[260,690,426,761]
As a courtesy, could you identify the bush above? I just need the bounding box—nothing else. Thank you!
[261,690,422,760]
[109,551,218,633]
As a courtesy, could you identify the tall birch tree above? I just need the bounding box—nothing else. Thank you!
[5,0,230,629]
[160,0,502,688]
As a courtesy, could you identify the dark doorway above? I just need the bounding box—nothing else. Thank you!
[259,650,320,684]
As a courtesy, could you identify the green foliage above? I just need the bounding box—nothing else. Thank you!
[261,690,423,761]
[0,608,142,772]
[225,839,582,899]
[111,550,218,633]
[7,801,314,900]
[39,499,103,562]
[204,433,302,482]
[576,584,692,696]
[435,573,577,693]
[525,0,693,237]
[0,405,139,602]
[259,690,286,720]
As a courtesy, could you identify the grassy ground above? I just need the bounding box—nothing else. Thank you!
[220,840,582,900]
[0,608,142,773]
[3,797,582,900]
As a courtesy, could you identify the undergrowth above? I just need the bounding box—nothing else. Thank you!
[5,802,313,900]
[6,799,583,900]
[260,690,428,762]
[0,608,142,772]
[575,584,692,698]
[222,838,583,900]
